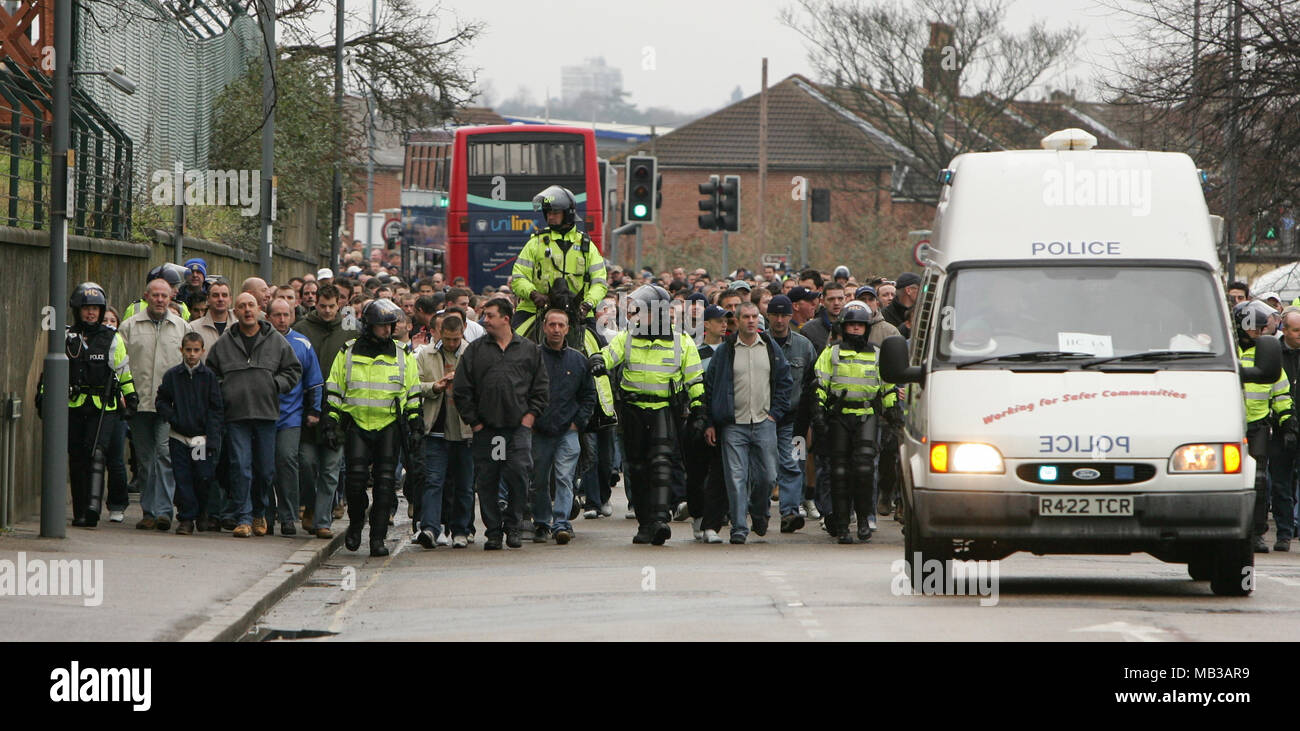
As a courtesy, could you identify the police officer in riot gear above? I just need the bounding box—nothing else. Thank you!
[325,299,422,556]
[43,283,137,527]
[591,284,704,545]
[1234,300,1295,553]
[511,186,608,338]
[811,306,897,543]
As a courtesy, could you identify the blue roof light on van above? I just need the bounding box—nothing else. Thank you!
[937,168,954,186]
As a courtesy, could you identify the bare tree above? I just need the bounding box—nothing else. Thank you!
[272,0,483,133]
[1099,0,1300,252]
[781,0,1082,184]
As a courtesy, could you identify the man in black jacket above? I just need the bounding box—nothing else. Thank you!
[883,272,921,339]
[1270,310,1300,551]
[155,333,225,535]
[453,298,549,550]
[528,309,596,545]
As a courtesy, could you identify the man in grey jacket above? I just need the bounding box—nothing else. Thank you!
[206,293,302,537]
[767,295,818,533]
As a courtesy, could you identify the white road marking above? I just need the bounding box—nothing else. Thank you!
[1070,621,1168,642]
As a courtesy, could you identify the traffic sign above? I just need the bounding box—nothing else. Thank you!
[383,218,402,243]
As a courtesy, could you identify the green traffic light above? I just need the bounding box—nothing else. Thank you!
[633,203,648,218]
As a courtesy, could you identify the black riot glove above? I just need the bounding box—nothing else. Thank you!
[884,403,904,430]
[322,419,341,450]
[588,353,607,377]
[530,291,549,309]
[689,406,709,436]
[123,391,139,419]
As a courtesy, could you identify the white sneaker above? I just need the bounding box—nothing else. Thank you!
[867,514,878,531]
[108,510,125,523]
[803,500,821,520]
[599,502,613,517]
[436,532,451,546]
[452,535,468,548]
[704,529,723,544]
[798,505,807,518]
[466,533,476,543]
[583,509,599,519]
[693,517,704,541]
[625,509,637,519]
[673,503,690,521]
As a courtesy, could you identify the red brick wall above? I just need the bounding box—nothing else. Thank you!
[342,167,402,244]
[608,167,934,280]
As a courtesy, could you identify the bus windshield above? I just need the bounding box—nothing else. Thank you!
[934,266,1232,368]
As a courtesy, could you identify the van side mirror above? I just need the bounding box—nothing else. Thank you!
[1241,335,1282,385]
[879,335,923,385]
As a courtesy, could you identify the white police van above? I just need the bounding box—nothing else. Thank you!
[879,128,1281,596]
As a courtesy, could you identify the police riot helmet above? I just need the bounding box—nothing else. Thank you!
[147,263,185,288]
[532,185,580,230]
[362,298,402,328]
[833,265,851,281]
[1233,300,1277,347]
[627,284,672,338]
[839,303,872,325]
[71,282,108,324]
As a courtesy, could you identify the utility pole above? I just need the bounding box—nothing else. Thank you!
[330,0,344,270]
[259,0,275,283]
[800,178,809,268]
[42,0,72,537]
[759,58,769,261]
[722,230,730,277]
[1224,0,1241,282]
[364,0,377,263]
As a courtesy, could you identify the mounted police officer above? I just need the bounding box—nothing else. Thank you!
[811,305,897,544]
[511,186,608,340]
[42,282,137,527]
[324,299,422,556]
[1234,300,1295,553]
[591,284,704,545]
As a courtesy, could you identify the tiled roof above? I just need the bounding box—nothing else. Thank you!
[453,107,508,126]
[618,74,897,170]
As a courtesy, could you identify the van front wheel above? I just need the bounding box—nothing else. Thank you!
[904,497,951,594]
[1208,539,1254,597]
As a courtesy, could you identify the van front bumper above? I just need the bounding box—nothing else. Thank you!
[913,488,1253,544]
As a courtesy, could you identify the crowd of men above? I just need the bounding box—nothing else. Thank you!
[50,186,1296,556]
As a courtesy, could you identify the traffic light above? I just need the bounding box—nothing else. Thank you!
[811,188,830,222]
[625,156,657,223]
[719,175,740,232]
[698,175,720,230]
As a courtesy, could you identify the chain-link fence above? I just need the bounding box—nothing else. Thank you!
[73,0,262,198]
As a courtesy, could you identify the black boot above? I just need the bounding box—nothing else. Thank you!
[370,536,389,557]
[345,521,363,552]
[633,524,655,544]
[651,521,671,545]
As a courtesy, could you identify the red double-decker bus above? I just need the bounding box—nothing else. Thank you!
[444,125,603,293]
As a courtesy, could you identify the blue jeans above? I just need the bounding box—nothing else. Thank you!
[226,420,277,527]
[421,436,475,537]
[531,430,581,533]
[721,420,778,538]
[131,412,175,519]
[1268,443,1298,541]
[299,439,343,530]
[273,426,301,526]
[776,422,804,517]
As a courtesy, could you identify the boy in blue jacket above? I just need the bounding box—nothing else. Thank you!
[155,332,225,535]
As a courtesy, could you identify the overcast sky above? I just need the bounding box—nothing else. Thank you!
[427,0,1141,117]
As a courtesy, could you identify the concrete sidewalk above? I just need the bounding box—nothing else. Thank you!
[0,495,344,642]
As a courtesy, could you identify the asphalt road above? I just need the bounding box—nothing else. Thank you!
[254,489,1300,642]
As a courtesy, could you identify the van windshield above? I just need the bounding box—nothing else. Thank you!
[934,266,1232,369]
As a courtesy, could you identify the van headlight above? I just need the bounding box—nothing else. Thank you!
[930,443,1005,474]
[1168,443,1241,474]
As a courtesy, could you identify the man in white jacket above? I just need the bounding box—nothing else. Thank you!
[119,278,193,530]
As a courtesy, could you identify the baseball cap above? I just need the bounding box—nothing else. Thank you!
[728,280,752,292]
[896,272,922,289]
[346,265,362,276]
[686,292,707,303]
[767,295,793,315]
[1258,291,1282,303]
[703,305,726,321]
[317,268,334,280]
[855,285,877,299]
[787,286,816,303]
